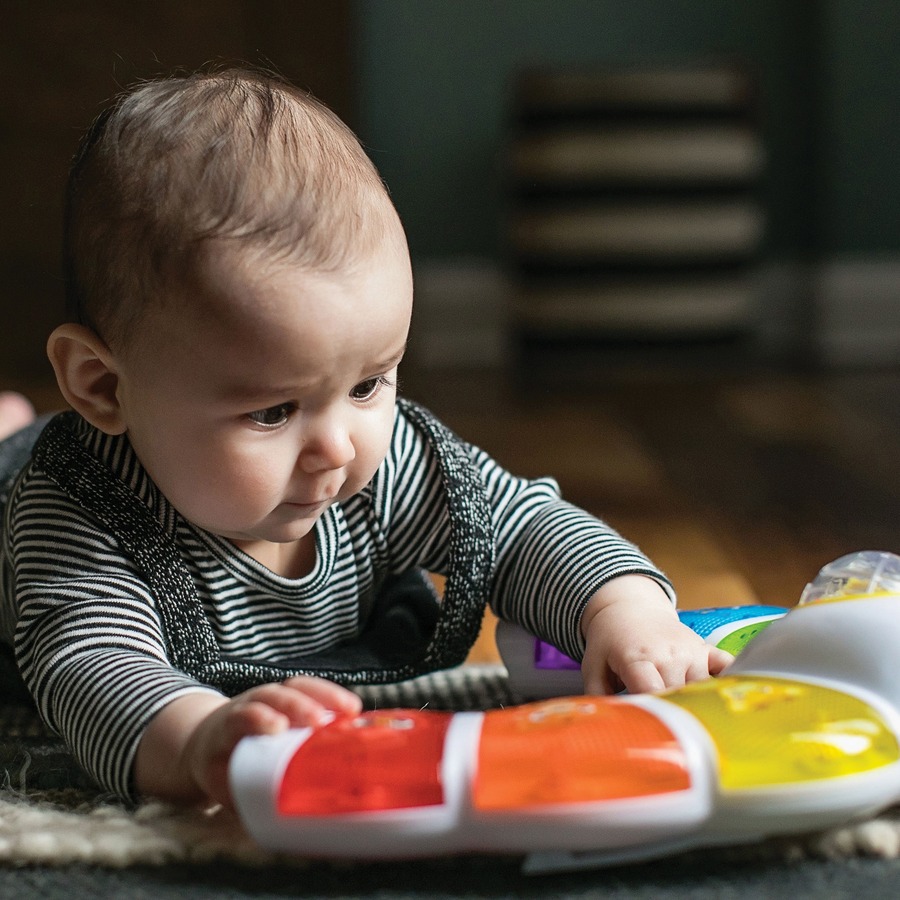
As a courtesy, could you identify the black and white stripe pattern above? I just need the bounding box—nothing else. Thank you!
[0,403,671,799]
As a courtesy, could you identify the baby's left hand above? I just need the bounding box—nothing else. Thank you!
[580,575,733,694]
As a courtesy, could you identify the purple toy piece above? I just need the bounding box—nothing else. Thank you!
[534,641,580,670]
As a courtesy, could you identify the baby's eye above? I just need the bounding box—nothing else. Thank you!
[247,403,295,428]
[350,377,384,402]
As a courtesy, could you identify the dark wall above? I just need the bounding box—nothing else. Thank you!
[356,0,900,263]
[3,1,898,378]
[816,1,900,254]
[0,0,355,380]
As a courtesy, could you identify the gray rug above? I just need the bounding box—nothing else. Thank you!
[1,665,900,870]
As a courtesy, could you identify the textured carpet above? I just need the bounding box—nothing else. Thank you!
[1,665,900,870]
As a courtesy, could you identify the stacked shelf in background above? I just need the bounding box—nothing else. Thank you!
[506,66,765,344]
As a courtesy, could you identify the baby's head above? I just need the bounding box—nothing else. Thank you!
[52,69,413,559]
[64,67,404,351]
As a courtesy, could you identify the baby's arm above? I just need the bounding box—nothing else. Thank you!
[580,574,734,694]
[134,677,363,806]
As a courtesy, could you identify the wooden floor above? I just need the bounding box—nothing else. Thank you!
[15,361,900,665]
[402,360,900,663]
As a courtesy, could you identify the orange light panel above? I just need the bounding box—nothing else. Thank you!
[473,698,691,810]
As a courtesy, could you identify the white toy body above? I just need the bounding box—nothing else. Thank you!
[230,551,900,866]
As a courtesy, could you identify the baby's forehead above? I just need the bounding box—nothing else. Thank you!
[184,225,409,312]
[199,194,406,273]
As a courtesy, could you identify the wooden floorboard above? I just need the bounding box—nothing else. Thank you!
[404,364,900,661]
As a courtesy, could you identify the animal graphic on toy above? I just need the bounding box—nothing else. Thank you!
[229,551,900,865]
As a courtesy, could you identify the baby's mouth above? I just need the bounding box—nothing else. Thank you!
[286,496,335,511]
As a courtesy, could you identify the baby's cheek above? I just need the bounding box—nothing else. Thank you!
[355,417,395,483]
[188,456,281,526]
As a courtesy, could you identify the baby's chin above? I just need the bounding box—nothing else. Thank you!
[222,525,320,578]
[194,501,327,544]
[222,522,318,547]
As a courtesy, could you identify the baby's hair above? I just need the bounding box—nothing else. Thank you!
[64,67,396,347]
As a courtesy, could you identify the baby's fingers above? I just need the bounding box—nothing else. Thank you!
[618,660,667,694]
[239,683,336,730]
[611,645,733,695]
[282,675,363,717]
[648,644,735,690]
[583,656,671,694]
[242,677,363,730]
[707,646,735,676]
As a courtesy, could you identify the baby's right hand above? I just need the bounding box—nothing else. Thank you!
[188,677,363,806]
[137,676,362,807]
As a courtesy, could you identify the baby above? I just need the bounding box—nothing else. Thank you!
[0,69,731,808]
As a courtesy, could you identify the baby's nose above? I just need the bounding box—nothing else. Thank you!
[298,415,355,473]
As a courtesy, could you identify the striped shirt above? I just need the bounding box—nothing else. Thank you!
[0,403,671,799]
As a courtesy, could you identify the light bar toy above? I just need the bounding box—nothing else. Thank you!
[230,551,900,868]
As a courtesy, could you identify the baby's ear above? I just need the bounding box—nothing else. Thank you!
[46,324,126,435]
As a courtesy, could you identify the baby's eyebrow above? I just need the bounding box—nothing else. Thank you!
[215,344,408,405]
[373,342,408,371]
[216,385,298,406]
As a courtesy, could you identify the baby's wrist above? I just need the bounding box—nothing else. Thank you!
[135,691,228,802]
[580,574,673,636]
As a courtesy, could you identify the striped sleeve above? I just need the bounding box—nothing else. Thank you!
[380,410,674,661]
[488,490,673,661]
[9,471,219,799]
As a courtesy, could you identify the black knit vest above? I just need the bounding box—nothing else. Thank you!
[30,399,494,694]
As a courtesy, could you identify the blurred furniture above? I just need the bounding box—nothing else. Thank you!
[505,65,765,346]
